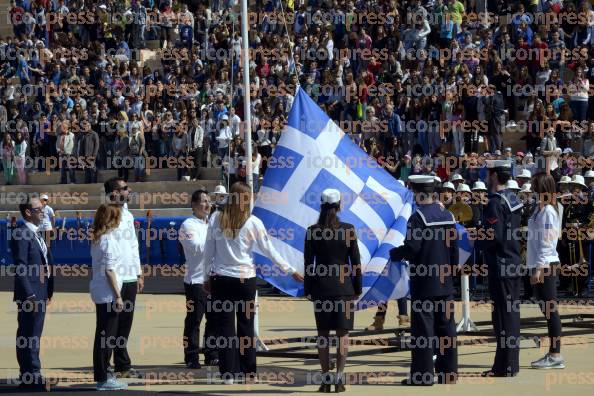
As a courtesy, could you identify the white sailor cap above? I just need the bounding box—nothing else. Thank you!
[457,183,471,193]
[520,183,532,193]
[408,175,436,185]
[321,188,341,204]
[506,179,520,191]
[451,173,464,182]
[471,181,487,191]
[434,176,442,183]
[517,168,532,179]
[570,175,587,188]
[584,170,594,179]
[486,160,513,171]
[558,175,571,184]
[442,181,455,191]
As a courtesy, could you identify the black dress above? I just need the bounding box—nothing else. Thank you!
[304,222,362,331]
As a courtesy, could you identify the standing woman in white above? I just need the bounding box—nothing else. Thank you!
[202,181,303,384]
[90,204,127,391]
[526,172,565,369]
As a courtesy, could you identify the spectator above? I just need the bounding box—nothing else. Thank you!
[56,121,75,184]
[1,133,15,185]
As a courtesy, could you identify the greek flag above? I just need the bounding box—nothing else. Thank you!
[252,88,414,309]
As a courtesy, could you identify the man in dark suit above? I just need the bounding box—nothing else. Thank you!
[11,195,56,392]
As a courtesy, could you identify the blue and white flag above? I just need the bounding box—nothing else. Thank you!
[252,88,414,309]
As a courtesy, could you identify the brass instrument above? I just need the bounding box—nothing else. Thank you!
[567,219,587,296]
[449,202,474,226]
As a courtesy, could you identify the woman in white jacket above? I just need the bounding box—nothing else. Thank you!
[202,181,303,384]
[526,172,565,369]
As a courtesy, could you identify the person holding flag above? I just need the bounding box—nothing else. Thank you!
[390,175,458,386]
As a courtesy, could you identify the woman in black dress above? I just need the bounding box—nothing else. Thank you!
[304,189,362,393]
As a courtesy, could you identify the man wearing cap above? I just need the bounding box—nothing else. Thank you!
[390,175,458,386]
[38,194,55,248]
[480,160,523,377]
[516,169,531,188]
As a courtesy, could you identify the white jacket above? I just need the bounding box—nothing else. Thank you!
[526,204,560,268]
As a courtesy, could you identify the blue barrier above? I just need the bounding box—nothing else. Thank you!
[0,217,187,266]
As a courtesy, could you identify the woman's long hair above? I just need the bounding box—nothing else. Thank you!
[219,181,252,239]
[91,204,122,244]
[531,172,558,214]
[317,203,340,230]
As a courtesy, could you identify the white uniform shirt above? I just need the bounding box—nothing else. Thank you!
[39,205,54,231]
[179,215,209,284]
[114,206,142,282]
[201,212,295,279]
[90,230,123,303]
[526,204,560,269]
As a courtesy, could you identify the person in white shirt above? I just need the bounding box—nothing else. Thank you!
[526,172,565,369]
[103,177,143,378]
[90,204,128,391]
[216,115,232,161]
[201,182,304,384]
[38,194,55,248]
[179,189,219,369]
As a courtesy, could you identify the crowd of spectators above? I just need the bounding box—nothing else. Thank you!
[1,0,594,188]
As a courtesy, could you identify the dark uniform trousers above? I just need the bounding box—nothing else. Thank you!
[183,282,218,363]
[410,297,457,385]
[16,301,47,385]
[489,276,521,375]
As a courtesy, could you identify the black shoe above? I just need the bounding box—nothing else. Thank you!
[481,370,517,378]
[401,378,433,386]
[335,382,346,392]
[186,361,202,369]
[116,367,143,378]
[318,384,332,393]
[204,358,219,366]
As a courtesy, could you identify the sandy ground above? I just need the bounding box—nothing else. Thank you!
[0,291,593,395]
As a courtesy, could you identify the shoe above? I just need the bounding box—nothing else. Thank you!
[366,315,385,331]
[222,377,234,385]
[318,383,332,392]
[481,370,518,377]
[531,354,566,369]
[335,380,346,393]
[186,361,202,369]
[398,315,410,327]
[401,378,433,386]
[204,358,219,366]
[116,367,143,378]
[96,377,128,391]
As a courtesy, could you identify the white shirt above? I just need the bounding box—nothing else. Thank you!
[526,204,560,269]
[90,231,123,303]
[39,205,54,231]
[179,215,209,284]
[201,212,296,279]
[217,126,232,149]
[114,205,142,282]
[24,221,49,277]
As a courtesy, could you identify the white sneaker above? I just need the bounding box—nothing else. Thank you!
[531,353,565,369]
[222,377,234,385]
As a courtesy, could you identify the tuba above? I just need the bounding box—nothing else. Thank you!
[449,202,474,227]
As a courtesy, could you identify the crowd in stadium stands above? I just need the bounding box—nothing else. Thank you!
[1,0,594,188]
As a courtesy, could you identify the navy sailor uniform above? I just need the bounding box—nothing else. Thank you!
[481,189,523,376]
[390,202,458,385]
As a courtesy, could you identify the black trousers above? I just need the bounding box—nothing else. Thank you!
[489,276,521,375]
[93,302,119,382]
[113,281,137,372]
[210,275,257,380]
[183,282,218,363]
[409,296,457,385]
[16,300,46,385]
[189,148,203,180]
[531,266,562,354]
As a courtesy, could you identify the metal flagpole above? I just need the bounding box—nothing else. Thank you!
[237,0,267,352]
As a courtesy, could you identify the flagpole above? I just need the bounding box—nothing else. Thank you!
[238,0,267,352]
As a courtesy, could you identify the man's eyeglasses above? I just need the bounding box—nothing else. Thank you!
[29,207,43,213]
[116,186,130,191]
